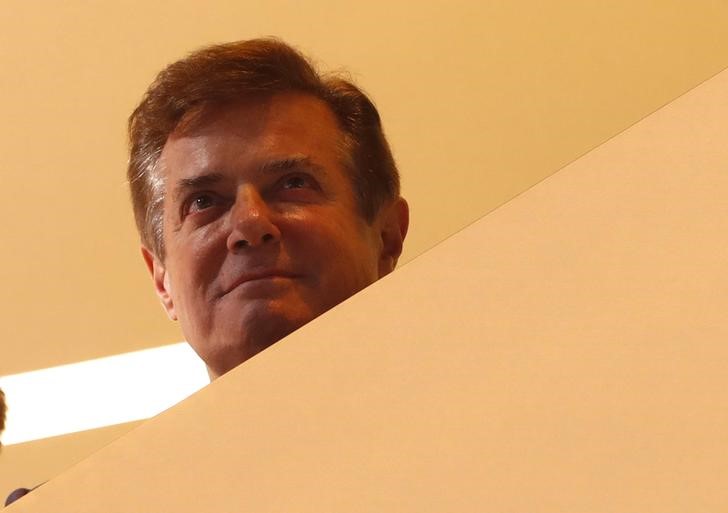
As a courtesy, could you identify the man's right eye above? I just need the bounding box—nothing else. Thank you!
[183,193,219,218]
[191,194,214,211]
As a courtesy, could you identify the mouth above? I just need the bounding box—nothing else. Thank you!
[222,271,299,297]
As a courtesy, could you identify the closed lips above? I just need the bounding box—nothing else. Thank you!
[224,271,298,295]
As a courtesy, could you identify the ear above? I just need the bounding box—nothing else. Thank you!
[141,246,177,321]
[377,197,409,277]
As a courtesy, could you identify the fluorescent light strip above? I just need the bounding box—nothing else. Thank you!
[0,343,209,446]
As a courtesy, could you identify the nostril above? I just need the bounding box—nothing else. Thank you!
[230,232,276,251]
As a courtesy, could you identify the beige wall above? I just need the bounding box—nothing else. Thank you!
[2,0,728,498]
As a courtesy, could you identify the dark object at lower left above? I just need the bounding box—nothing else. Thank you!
[5,487,31,507]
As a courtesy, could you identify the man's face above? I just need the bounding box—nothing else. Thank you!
[143,93,407,378]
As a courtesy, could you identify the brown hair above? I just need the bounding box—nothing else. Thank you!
[128,38,400,259]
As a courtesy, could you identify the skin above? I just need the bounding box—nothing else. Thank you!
[142,92,409,379]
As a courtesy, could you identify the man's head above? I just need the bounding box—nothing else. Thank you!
[128,39,408,378]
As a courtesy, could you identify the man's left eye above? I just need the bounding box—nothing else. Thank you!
[281,175,310,189]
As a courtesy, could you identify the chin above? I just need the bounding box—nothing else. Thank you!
[237,305,315,357]
[201,298,326,377]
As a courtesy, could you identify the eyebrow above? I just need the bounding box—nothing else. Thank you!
[172,172,225,203]
[259,155,327,177]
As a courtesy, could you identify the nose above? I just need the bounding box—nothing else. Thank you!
[226,186,281,252]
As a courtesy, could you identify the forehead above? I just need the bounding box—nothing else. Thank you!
[161,93,347,171]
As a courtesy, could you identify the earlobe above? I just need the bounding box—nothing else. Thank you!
[378,197,409,277]
[141,246,177,321]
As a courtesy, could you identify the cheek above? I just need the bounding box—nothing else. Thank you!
[165,237,226,316]
[285,216,357,260]
[296,219,380,286]
[172,223,227,272]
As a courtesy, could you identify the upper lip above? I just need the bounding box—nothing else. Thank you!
[222,270,299,296]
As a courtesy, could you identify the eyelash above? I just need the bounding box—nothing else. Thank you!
[279,174,313,190]
[182,192,222,218]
